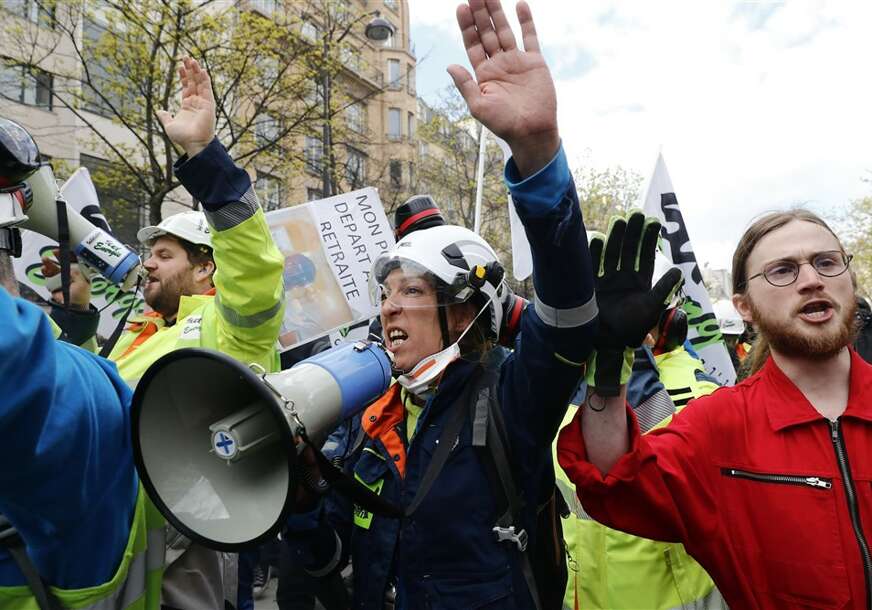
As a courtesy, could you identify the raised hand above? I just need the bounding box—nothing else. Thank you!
[448,0,558,177]
[157,57,216,158]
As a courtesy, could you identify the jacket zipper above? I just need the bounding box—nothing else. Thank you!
[720,467,832,489]
[829,418,872,609]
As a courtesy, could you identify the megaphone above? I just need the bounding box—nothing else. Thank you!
[20,165,141,290]
[131,340,392,550]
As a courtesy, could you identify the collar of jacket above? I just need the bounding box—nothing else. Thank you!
[762,348,872,431]
[360,359,481,477]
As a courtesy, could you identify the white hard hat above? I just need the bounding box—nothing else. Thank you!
[370,225,505,340]
[713,299,745,336]
[137,211,212,248]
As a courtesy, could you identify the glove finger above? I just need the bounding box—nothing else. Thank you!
[603,215,626,275]
[588,232,605,277]
[638,217,663,285]
[651,267,684,306]
[621,210,645,272]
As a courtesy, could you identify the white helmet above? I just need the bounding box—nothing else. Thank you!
[137,210,212,248]
[713,299,745,336]
[370,225,505,340]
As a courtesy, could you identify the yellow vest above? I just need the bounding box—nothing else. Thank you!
[556,347,725,610]
[0,487,165,610]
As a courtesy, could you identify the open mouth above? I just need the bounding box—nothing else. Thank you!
[388,328,408,349]
[798,300,834,322]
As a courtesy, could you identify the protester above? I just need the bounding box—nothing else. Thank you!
[73,57,285,609]
[559,209,871,609]
[0,120,162,608]
[713,298,750,376]
[853,295,872,363]
[283,1,599,607]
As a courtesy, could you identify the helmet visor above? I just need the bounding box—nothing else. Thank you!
[368,258,473,311]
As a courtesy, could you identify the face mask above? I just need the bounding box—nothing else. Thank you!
[395,297,492,399]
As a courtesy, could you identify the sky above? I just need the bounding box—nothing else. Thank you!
[408,1,872,272]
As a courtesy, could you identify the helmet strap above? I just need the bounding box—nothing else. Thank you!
[438,306,451,350]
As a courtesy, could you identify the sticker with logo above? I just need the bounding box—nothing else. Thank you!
[181,315,203,341]
[352,473,384,530]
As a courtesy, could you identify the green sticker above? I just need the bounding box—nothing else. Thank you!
[352,474,384,530]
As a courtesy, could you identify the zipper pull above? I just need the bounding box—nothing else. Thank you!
[805,477,832,489]
[830,419,839,442]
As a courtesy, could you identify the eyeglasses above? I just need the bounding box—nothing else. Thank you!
[745,250,853,288]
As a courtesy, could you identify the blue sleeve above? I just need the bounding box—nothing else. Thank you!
[500,145,598,447]
[174,137,252,211]
[0,287,137,589]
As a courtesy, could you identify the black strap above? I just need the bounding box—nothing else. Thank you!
[403,380,478,517]
[99,274,143,358]
[55,200,71,311]
[474,375,544,610]
[0,515,62,610]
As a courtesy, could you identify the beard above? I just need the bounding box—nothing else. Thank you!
[144,270,195,320]
[749,295,857,360]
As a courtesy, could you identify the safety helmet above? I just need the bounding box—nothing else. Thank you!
[370,224,505,341]
[137,210,212,249]
[713,299,745,336]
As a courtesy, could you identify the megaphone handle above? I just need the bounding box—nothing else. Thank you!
[98,273,143,358]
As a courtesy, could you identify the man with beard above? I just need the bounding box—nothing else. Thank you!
[558,209,872,609]
[76,57,285,610]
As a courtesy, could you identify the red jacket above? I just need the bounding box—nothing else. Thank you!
[557,350,872,610]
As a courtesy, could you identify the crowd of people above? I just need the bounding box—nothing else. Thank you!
[2,1,872,610]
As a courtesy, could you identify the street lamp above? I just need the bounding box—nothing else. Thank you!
[320,11,396,198]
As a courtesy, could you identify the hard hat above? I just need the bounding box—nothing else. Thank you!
[370,224,505,340]
[713,299,745,336]
[138,210,212,248]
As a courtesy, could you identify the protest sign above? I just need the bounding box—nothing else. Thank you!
[642,153,737,386]
[13,167,144,339]
[266,187,393,352]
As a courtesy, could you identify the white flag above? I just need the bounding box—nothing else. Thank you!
[642,154,737,386]
[492,136,533,281]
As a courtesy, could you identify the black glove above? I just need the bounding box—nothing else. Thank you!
[586,211,684,396]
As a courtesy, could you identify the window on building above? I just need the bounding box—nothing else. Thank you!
[4,0,55,28]
[408,161,415,190]
[340,44,360,72]
[407,112,415,140]
[346,102,365,133]
[389,159,402,189]
[305,136,323,174]
[345,147,367,189]
[301,20,319,42]
[250,0,279,16]
[387,59,401,90]
[307,188,323,201]
[0,62,53,109]
[255,172,284,211]
[384,0,399,13]
[254,113,281,147]
[82,18,137,117]
[387,107,401,140]
[406,64,414,95]
[418,141,429,158]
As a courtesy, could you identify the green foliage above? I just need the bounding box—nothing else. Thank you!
[573,163,644,233]
[840,195,872,297]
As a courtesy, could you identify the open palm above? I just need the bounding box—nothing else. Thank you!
[448,0,558,172]
[157,57,216,158]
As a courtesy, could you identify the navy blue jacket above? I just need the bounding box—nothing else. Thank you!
[289,146,597,609]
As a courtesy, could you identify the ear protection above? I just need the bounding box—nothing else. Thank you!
[653,306,688,355]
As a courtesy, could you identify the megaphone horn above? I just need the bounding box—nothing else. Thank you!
[131,340,392,550]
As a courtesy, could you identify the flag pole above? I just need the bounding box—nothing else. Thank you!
[473,123,487,234]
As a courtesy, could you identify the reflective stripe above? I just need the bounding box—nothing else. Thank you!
[534,295,597,328]
[635,389,676,434]
[214,292,284,329]
[146,528,165,571]
[204,188,259,231]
